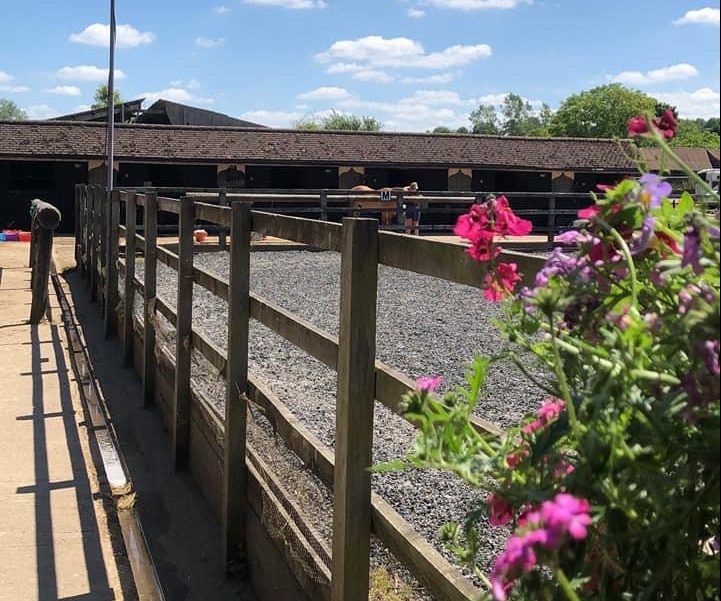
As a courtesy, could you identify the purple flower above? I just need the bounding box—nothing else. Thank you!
[535,249,590,288]
[639,174,672,208]
[555,230,596,245]
[633,215,656,253]
[540,493,593,546]
[415,376,443,393]
[704,341,720,376]
[682,226,703,275]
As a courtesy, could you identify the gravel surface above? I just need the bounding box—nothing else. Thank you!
[129,249,548,592]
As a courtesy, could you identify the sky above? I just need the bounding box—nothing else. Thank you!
[0,0,719,131]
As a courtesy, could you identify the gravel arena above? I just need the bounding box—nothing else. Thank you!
[129,248,547,597]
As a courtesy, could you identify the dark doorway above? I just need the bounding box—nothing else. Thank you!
[363,168,447,191]
[0,160,87,233]
[118,163,217,188]
[245,165,339,189]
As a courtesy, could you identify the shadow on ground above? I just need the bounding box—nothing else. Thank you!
[62,269,256,601]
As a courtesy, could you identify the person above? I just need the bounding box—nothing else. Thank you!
[403,198,421,235]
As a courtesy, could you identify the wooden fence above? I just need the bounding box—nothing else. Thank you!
[75,184,547,601]
[114,186,598,244]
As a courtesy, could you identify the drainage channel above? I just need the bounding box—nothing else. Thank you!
[52,271,165,601]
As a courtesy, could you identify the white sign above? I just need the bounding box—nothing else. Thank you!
[380,190,392,202]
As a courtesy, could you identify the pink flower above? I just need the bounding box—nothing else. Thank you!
[655,109,678,139]
[483,262,521,302]
[578,204,601,220]
[468,237,501,262]
[494,196,533,237]
[522,398,566,435]
[540,494,593,546]
[415,376,443,393]
[627,115,650,137]
[488,494,514,527]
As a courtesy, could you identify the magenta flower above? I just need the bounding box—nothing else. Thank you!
[494,196,533,237]
[484,262,521,302]
[655,109,678,139]
[639,174,672,208]
[415,376,443,393]
[577,204,601,220]
[541,494,593,546]
[628,115,650,137]
[488,494,514,527]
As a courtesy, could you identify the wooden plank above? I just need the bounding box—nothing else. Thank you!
[157,196,180,215]
[331,218,378,601]
[89,187,98,299]
[143,190,158,407]
[251,211,342,251]
[123,192,137,366]
[222,201,251,569]
[378,232,545,288]
[105,189,121,338]
[173,196,195,471]
[98,186,107,305]
[218,189,228,249]
[195,202,230,226]
[370,495,479,601]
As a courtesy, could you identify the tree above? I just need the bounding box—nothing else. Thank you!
[455,126,469,134]
[704,117,720,135]
[431,126,452,134]
[550,84,658,138]
[0,98,26,120]
[469,104,500,134]
[92,84,123,109]
[671,119,721,149]
[294,110,382,132]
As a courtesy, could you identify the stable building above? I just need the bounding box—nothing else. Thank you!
[1,119,641,232]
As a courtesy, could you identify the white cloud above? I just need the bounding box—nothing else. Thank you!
[242,0,327,8]
[317,36,492,70]
[213,4,232,13]
[326,62,395,83]
[140,87,215,105]
[424,0,531,10]
[408,8,427,17]
[674,7,720,26]
[400,89,473,106]
[653,87,721,120]
[297,86,352,101]
[610,63,699,86]
[170,79,201,90]
[401,72,458,85]
[0,70,13,84]
[75,104,92,112]
[23,104,58,119]
[57,65,126,82]
[195,36,225,48]
[0,85,30,93]
[47,85,82,96]
[239,110,304,127]
[70,23,155,48]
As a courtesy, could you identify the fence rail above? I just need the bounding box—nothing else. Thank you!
[77,184,547,601]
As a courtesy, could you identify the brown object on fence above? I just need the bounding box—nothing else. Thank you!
[79,184,548,601]
[29,199,62,323]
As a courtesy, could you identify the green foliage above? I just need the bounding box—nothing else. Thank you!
[386,133,721,600]
[469,94,552,136]
[672,119,721,149]
[432,126,452,134]
[469,104,500,135]
[456,126,470,134]
[550,84,658,138]
[92,84,123,109]
[294,110,382,131]
[0,98,26,120]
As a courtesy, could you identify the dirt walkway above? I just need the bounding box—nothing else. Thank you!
[0,241,136,600]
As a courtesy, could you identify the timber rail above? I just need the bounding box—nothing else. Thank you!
[76,184,547,601]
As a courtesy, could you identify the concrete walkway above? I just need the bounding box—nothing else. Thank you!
[0,242,135,601]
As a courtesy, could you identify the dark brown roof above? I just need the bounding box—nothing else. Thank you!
[640,147,718,172]
[0,120,637,172]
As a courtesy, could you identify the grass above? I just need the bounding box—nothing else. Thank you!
[369,567,418,601]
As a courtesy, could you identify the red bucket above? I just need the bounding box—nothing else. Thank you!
[18,231,32,242]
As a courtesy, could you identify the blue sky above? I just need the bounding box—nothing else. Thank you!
[0,0,719,131]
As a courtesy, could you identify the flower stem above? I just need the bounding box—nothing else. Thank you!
[548,317,579,434]
[599,219,639,307]
[555,567,582,601]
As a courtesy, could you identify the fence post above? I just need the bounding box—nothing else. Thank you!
[29,200,62,324]
[105,189,120,338]
[123,191,137,366]
[81,186,89,278]
[331,217,378,601]
[396,191,405,228]
[143,189,158,407]
[320,189,328,221]
[547,193,557,250]
[222,201,251,570]
[74,184,82,269]
[218,188,228,249]
[98,186,108,305]
[89,187,98,298]
[173,196,194,471]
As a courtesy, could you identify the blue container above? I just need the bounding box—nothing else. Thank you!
[0,233,6,241]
